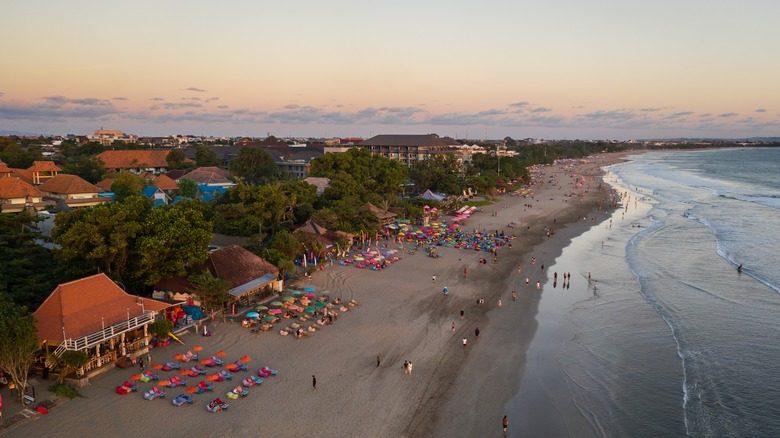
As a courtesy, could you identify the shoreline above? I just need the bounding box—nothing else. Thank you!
[2,152,632,438]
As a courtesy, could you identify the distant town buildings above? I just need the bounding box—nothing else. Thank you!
[357,134,461,166]
[89,128,137,146]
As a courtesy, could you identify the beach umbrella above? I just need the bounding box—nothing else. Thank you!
[256,305,269,311]
[304,307,315,313]
[200,359,212,365]
[158,380,170,386]
[305,292,316,299]
[174,353,185,360]
[290,290,303,296]
[282,296,294,302]
[246,311,259,318]
[314,302,327,307]
[192,345,203,352]
[129,373,143,381]
[270,301,283,307]
[268,309,282,315]
[215,351,227,357]
[303,287,315,292]
[151,363,164,370]
[206,374,219,381]
[179,369,191,375]
[263,316,276,321]
[240,355,252,362]
[320,290,330,295]
[185,386,199,394]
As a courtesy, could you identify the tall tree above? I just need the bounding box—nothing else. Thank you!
[71,155,107,183]
[195,146,219,167]
[188,271,231,315]
[0,295,39,404]
[228,147,278,185]
[166,149,187,170]
[177,178,198,199]
[110,171,145,201]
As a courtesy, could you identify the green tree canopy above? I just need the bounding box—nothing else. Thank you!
[166,149,187,170]
[195,146,219,167]
[188,270,231,314]
[309,147,407,198]
[228,147,278,185]
[177,178,198,199]
[0,294,39,404]
[110,171,145,201]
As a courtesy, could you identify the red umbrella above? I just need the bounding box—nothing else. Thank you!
[206,374,219,381]
[151,363,164,370]
[179,369,191,375]
[192,345,204,352]
[185,386,199,393]
[129,374,143,381]
[239,355,252,362]
[174,353,185,360]
[215,351,227,357]
[200,359,212,365]
[158,380,171,386]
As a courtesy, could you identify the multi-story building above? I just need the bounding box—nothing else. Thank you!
[357,134,460,166]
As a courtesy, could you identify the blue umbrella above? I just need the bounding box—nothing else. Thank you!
[246,311,259,319]
[303,287,315,292]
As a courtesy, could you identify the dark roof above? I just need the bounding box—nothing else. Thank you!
[358,134,459,147]
[207,245,278,289]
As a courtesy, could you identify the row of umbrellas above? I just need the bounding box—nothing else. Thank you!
[129,350,254,391]
[243,289,331,321]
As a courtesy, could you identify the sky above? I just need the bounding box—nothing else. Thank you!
[1,0,779,140]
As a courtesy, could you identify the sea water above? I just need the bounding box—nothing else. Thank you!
[507,148,780,437]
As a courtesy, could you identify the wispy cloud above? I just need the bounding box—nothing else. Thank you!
[0,95,119,120]
[755,108,766,113]
[112,97,128,101]
[206,97,220,103]
[184,87,207,92]
[0,92,5,97]
[150,102,202,110]
[149,97,165,101]
[719,112,738,117]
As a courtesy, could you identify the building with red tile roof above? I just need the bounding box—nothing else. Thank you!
[0,177,53,212]
[38,174,108,208]
[28,160,62,184]
[207,245,282,297]
[0,160,13,177]
[180,166,234,186]
[96,150,193,175]
[34,273,173,376]
[151,174,178,191]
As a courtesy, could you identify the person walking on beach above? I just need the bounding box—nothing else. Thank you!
[376,354,381,367]
[139,357,144,370]
[408,361,413,375]
[475,327,480,338]
[432,274,436,283]
[498,299,502,308]
[452,322,456,334]
[460,309,465,320]
[403,361,409,375]
[526,277,530,286]
[536,281,541,289]
[312,375,317,391]
[462,337,468,348]
[464,267,468,277]
[443,286,448,295]
[511,290,517,301]
[503,415,508,434]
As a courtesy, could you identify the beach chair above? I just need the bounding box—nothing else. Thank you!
[242,377,255,387]
[143,370,159,380]
[225,391,238,400]
[197,381,213,392]
[218,370,233,380]
[139,375,151,383]
[250,376,263,385]
[172,394,194,406]
[231,386,249,397]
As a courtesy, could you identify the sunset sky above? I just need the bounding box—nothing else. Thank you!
[2,1,778,140]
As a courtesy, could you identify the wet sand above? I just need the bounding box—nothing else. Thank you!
[3,153,628,438]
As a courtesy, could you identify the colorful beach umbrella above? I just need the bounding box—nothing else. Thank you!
[305,292,316,298]
[303,287,315,292]
[192,345,203,351]
[282,296,294,302]
[179,369,191,375]
[200,359,212,365]
[263,316,276,321]
[270,301,283,307]
[290,290,303,296]
[185,386,199,393]
[206,374,219,381]
[215,351,227,357]
[268,309,282,315]
[240,355,252,362]
[158,380,171,386]
[246,311,260,318]
[314,302,327,307]
[174,353,185,360]
[151,363,164,370]
[256,305,269,311]
[304,307,315,313]
[129,373,143,380]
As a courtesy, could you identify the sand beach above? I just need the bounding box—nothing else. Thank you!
[2,153,628,438]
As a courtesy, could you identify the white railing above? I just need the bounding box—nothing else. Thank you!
[54,312,157,356]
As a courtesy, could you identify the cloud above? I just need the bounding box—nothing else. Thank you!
[508,101,529,108]
[217,105,229,109]
[755,108,766,113]
[0,95,119,121]
[184,87,207,92]
[0,92,5,97]
[182,97,201,101]
[284,104,300,110]
[112,97,128,101]
[530,107,552,113]
[149,102,203,110]
[149,97,165,101]
[640,107,662,112]
[665,111,694,119]
[205,97,220,102]
[718,112,738,117]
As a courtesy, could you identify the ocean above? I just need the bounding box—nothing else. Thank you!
[506,148,780,437]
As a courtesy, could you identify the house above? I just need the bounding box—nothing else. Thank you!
[141,185,171,207]
[208,245,282,300]
[0,177,54,213]
[151,174,179,195]
[38,174,108,208]
[88,128,137,146]
[96,150,192,175]
[365,202,397,226]
[0,160,13,178]
[28,160,62,184]
[357,134,460,167]
[33,273,173,378]
[179,166,234,188]
[183,144,324,179]
[294,219,353,249]
[197,184,228,202]
[303,177,330,196]
[155,245,282,302]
